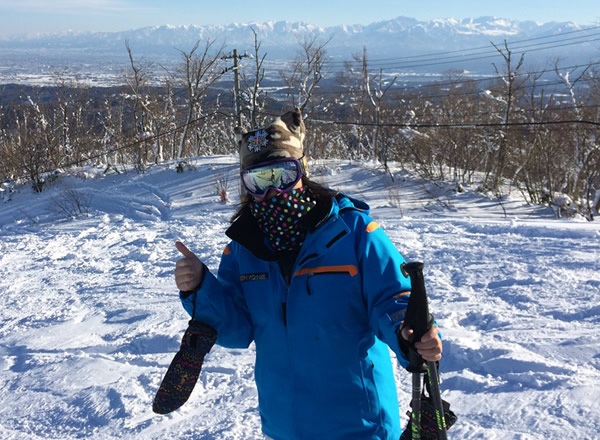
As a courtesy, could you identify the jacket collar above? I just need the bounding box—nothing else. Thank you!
[226,208,277,260]
[225,189,334,261]
[225,189,370,262]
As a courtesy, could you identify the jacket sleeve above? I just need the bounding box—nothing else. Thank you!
[354,214,412,367]
[179,243,254,349]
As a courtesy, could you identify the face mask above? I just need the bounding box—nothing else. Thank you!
[249,187,316,253]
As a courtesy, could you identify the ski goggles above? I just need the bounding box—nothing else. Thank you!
[240,157,304,198]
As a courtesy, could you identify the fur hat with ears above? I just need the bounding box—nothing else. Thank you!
[236,108,309,176]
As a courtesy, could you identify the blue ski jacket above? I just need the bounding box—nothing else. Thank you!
[180,191,412,440]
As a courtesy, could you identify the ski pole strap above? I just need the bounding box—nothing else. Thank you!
[400,372,457,440]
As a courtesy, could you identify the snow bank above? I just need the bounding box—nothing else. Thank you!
[1,156,598,439]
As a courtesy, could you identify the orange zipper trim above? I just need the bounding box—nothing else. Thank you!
[294,265,358,277]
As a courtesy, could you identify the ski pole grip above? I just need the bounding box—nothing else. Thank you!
[401,262,433,342]
[400,261,434,373]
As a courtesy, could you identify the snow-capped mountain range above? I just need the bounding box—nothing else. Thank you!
[0,16,597,84]
[1,16,594,57]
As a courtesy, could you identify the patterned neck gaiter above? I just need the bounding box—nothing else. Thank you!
[249,187,317,253]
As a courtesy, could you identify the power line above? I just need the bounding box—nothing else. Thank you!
[213,105,600,130]
[233,59,600,111]
[257,25,600,74]
[335,37,600,72]
[6,33,598,114]
[305,72,599,103]
[57,110,229,170]
[323,24,600,65]
[5,105,597,185]
[369,36,600,69]
[265,67,578,97]
[337,32,596,69]
[6,60,598,126]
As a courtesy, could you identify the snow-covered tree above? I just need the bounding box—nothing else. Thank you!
[280,34,331,114]
[173,39,224,160]
[241,28,269,129]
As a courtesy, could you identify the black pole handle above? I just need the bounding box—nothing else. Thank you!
[401,261,434,373]
[402,262,449,440]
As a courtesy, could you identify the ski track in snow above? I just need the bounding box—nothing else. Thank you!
[1,156,599,440]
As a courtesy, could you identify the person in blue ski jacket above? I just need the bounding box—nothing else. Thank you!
[174,109,442,440]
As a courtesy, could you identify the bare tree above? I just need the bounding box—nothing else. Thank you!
[173,39,224,159]
[431,71,485,184]
[241,28,268,128]
[365,66,397,167]
[14,97,54,191]
[554,62,596,200]
[335,47,373,161]
[511,69,556,203]
[336,47,397,165]
[51,69,72,165]
[125,40,151,133]
[98,89,128,172]
[488,40,527,190]
[125,40,153,167]
[52,70,95,168]
[280,34,331,114]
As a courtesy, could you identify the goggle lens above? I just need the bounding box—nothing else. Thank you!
[241,159,302,198]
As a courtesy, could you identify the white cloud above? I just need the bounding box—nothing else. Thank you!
[0,0,136,13]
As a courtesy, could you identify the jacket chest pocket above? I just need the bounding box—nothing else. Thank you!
[304,269,354,296]
[295,265,358,291]
[292,265,365,330]
[295,265,358,295]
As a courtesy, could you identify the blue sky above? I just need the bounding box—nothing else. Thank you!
[1,0,599,36]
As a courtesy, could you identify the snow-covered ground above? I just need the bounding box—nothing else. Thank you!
[1,156,599,440]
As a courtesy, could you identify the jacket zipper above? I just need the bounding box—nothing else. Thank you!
[281,302,288,326]
[281,252,321,326]
[305,270,355,296]
[279,254,296,328]
[280,227,348,324]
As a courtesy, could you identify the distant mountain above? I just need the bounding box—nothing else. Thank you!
[0,16,597,82]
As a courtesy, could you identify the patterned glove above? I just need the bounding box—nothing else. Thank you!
[152,320,217,414]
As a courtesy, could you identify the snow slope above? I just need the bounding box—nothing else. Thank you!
[1,156,599,439]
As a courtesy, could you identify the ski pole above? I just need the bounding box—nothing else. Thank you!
[401,262,448,440]
[426,361,448,437]
[410,369,423,440]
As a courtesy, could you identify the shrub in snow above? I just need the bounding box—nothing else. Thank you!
[552,193,577,218]
[0,181,15,202]
[214,173,229,203]
[51,186,92,219]
[176,161,196,173]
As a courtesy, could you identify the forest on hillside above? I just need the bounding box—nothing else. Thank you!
[1,35,599,219]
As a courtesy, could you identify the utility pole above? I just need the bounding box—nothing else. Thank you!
[222,49,250,127]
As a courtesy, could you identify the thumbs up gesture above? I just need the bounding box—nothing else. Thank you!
[175,241,205,292]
